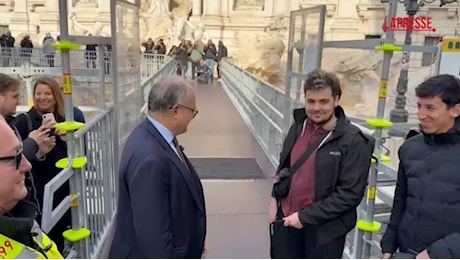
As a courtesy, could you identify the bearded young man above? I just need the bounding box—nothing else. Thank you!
[269,69,374,259]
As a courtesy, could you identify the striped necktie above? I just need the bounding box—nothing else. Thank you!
[173,137,189,171]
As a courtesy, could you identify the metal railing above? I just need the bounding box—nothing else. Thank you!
[0,47,168,80]
[221,59,284,167]
[41,106,117,258]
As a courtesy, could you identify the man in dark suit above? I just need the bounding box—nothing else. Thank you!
[109,75,207,259]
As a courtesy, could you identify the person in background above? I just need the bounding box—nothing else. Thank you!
[217,40,228,80]
[14,77,72,252]
[0,118,64,259]
[176,40,189,78]
[42,33,55,67]
[195,59,212,84]
[168,45,178,57]
[203,39,217,81]
[141,38,155,54]
[154,38,167,55]
[20,35,33,67]
[381,74,460,259]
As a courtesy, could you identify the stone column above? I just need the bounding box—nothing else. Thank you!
[39,1,61,38]
[98,0,111,24]
[192,0,202,16]
[204,0,221,17]
[330,0,361,40]
[99,0,111,12]
[10,0,30,35]
[272,0,289,16]
[202,0,222,32]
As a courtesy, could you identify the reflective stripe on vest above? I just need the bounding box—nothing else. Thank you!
[0,221,63,259]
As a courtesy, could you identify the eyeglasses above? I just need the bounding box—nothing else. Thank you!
[176,104,199,117]
[0,142,23,169]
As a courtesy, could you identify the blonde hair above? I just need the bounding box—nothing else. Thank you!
[33,76,65,118]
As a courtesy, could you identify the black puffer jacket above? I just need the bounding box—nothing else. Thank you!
[381,119,460,258]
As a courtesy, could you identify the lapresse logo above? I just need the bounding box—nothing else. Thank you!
[383,16,436,32]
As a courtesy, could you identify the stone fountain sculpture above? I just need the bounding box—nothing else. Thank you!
[68,12,109,36]
[140,0,173,20]
[239,16,288,87]
[139,0,193,46]
[244,36,286,86]
[170,16,188,43]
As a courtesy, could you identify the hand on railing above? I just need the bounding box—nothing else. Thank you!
[55,129,67,142]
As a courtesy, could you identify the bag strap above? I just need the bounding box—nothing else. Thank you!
[289,131,332,176]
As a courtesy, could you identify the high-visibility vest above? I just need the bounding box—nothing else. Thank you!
[0,221,63,259]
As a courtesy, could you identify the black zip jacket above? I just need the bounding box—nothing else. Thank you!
[272,106,374,244]
[381,118,460,258]
[5,115,40,162]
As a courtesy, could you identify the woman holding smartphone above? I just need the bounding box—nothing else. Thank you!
[15,76,82,254]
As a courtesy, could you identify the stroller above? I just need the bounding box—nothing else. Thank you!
[196,65,212,84]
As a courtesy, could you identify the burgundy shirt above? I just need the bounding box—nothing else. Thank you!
[281,120,330,216]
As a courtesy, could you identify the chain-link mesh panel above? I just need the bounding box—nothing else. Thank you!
[115,0,141,143]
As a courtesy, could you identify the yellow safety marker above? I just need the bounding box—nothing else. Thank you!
[63,229,91,243]
[375,43,403,53]
[366,118,393,129]
[70,193,79,208]
[379,80,388,99]
[51,40,80,51]
[357,219,382,233]
[62,73,72,95]
[55,157,87,169]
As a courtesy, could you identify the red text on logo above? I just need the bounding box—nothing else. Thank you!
[383,16,436,32]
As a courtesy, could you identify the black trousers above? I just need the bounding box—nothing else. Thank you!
[270,222,345,259]
[270,207,345,259]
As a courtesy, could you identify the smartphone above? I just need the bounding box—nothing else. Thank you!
[42,113,56,136]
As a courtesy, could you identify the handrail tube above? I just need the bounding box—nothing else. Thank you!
[223,79,283,133]
[48,196,73,234]
[75,107,113,138]
[225,59,285,95]
[41,167,73,233]
[224,65,284,119]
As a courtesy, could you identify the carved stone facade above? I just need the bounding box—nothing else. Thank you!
[0,0,458,85]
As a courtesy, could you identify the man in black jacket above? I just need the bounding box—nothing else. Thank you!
[269,69,374,258]
[381,74,460,259]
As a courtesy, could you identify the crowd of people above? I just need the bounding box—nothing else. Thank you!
[142,37,228,84]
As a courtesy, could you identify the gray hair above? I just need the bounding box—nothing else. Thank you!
[148,76,189,113]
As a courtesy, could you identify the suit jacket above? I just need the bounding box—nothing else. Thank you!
[109,119,206,259]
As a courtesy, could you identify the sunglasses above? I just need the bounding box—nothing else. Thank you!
[0,142,23,169]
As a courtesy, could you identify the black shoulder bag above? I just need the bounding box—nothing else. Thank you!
[273,133,330,199]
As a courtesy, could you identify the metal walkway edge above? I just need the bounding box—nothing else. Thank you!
[178,81,275,258]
